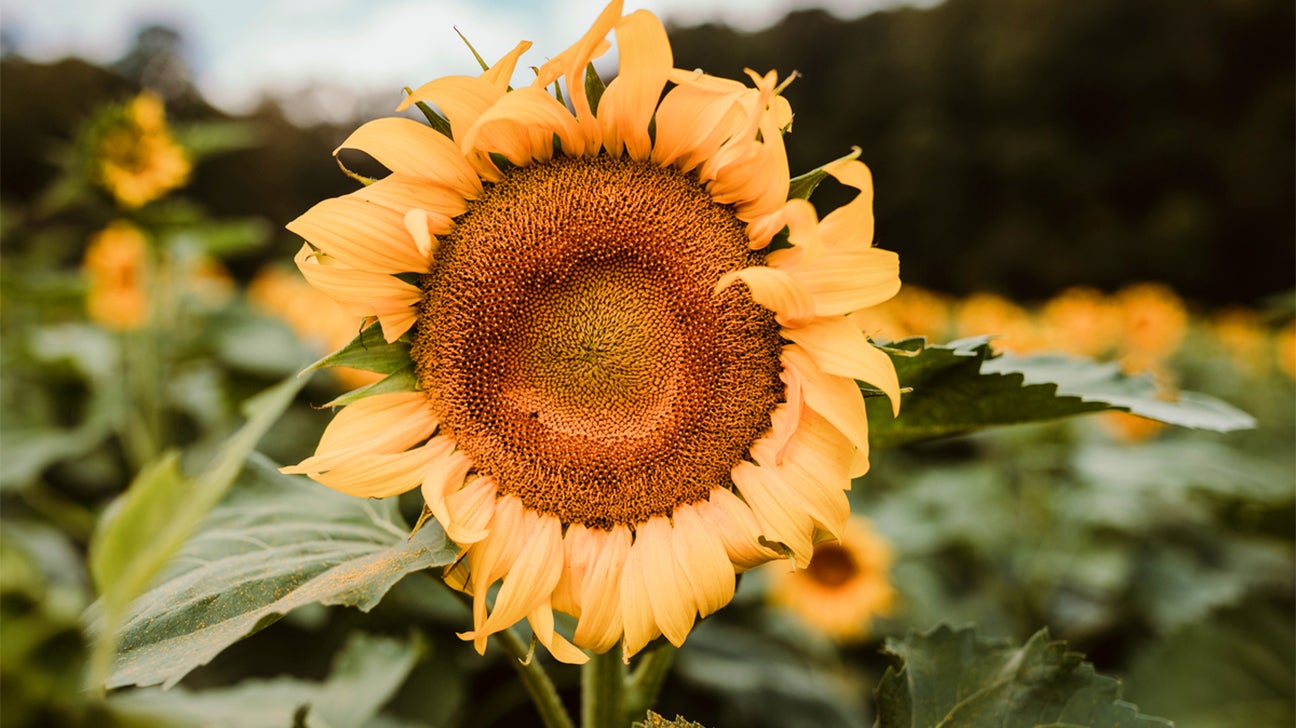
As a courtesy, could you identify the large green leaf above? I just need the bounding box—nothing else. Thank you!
[875,625,1172,727]
[866,338,1254,448]
[108,632,423,728]
[86,373,308,688]
[100,455,457,689]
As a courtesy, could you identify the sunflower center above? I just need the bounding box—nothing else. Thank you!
[412,155,784,529]
[805,542,860,589]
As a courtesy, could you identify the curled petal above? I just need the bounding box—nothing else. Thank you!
[716,266,815,328]
[781,316,901,416]
[288,196,427,275]
[334,118,480,198]
[599,9,672,160]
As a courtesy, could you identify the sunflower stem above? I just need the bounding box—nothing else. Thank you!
[496,627,576,728]
[625,643,676,719]
[582,647,627,728]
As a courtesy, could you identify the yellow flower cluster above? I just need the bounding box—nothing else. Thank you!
[93,91,191,209]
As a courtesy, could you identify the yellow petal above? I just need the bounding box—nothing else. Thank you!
[528,600,589,664]
[420,450,473,539]
[444,475,498,546]
[598,9,671,160]
[715,266,815,328]
[464,87,585,163]
[283,392,439,476]
[671,504,734,618]
[533,0,621,151]
[768,245,900,317]
[818,159,874,246]
[348,173,468,221]
[334,118,481,197]
[729,461,815,567]
[480,40,533,90]
[619,533,661,657]
[480,513,564,635]
[694,487,779,571]
[572,524,632,653]
[637,516,695,647]
[295,438,451,498]
[651,76,747,172]
[288,195,428,275]
[400,76,500,139]
[781,316,900,416]
[294,245,422,342]
[781,344,871,459]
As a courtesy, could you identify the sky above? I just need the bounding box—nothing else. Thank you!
[0,0,933,115]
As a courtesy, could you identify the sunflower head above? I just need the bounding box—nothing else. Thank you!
[86,91,191,209]
[767,516,895,642]
[284,0,901,664]
[83,221,150,330]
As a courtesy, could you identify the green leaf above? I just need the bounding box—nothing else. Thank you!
[875,625,1172,728]
[99,455,457,689]
[307,322,411,375]
[866,338,1254,448]
[585,62,606,113]
[403,87,453,138]
[787,147,861,200]
[324,364,419,407]
[108,632,423,728]
[85,373,309,689]
[983,353,1256,431]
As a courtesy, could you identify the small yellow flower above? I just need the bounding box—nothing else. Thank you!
[768,517,894,642]
[1037,286,1118,358]
[284,0,902,662]
[1210,307,1270,377]
[92,91,191,209]
[954,292,1040,354]
[83,221,150,330]
[1112,283,1187,373]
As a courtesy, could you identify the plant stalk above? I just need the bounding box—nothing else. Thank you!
[582,646,627,728]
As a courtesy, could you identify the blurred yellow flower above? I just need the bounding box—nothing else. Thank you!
[247,266,381,389]
[93,91,191,209]
[1210,307,1270,377]
[283,0,902,663]
[1277,321,1296,379]
[768,517,895,642]
[1112,283,1187,373]
[1037,286,1118,358]
[1100,410,1166,442]
[851,284,953,343]
[82,221,150,330]
[954,292,1041,354]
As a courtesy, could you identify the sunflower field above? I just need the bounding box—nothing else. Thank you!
[1,1,1292,727]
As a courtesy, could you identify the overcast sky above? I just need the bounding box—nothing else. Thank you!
[0,0,934,114]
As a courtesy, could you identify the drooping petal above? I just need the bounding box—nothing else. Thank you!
[781,316,901,416]
[420,450,474,540]
[651,73,748,172]
[619,534,661,657]
[479,512,565,636]
[461,495,528,654]
[444,475,498,546]
[528,599,589,664]
[730,461,816,567]
[715,266,815,328]
[598,9,671,160]
[637,516,695,646]
[571,524,632,653]
[694,487,780,571]
[334,118,481,198]
[670,504,734,618]
[781,344,871,462]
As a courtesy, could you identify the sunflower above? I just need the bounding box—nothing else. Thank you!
[92,91,191,209]
[767,516,895,642]
[283,0,901,664]
[83,221,150,330]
